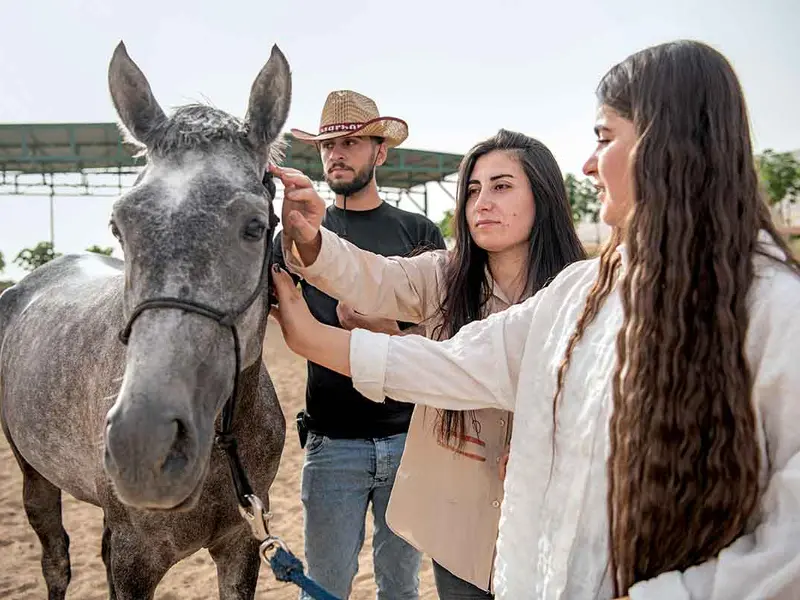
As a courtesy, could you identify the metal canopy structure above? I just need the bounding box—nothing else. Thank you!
[0,121,461,228]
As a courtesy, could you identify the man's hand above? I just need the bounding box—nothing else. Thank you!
[336,302,402,336]
[269,164,326,265]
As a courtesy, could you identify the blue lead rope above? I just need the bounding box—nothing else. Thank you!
[237,494,341,600]
[269,546,342,600]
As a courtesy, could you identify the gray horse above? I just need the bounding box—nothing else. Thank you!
[0,41,291,599]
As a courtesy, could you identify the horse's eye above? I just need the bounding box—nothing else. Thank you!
[242,218,267,241]
[110,221,123,243]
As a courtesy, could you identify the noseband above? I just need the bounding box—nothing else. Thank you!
[116,173,279,509]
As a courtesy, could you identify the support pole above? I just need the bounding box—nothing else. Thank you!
[436,180,456,202]
[49,174,55,250]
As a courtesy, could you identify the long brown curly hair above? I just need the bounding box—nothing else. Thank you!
[551,40,800,596]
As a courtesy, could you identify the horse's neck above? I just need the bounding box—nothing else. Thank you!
[225,360,264,427]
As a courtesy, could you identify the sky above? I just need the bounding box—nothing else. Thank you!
[1,0,798,281]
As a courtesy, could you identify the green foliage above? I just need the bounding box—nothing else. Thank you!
[757,150,800,226]
[0,251,14,292]
[757,149,800,206]
[438,209,454,239]
[564,173,601,224]
[86,245,114,256]
[14,241,62,272]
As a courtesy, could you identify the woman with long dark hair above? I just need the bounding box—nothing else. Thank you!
[271,39,800,599]
[271,129,585,598]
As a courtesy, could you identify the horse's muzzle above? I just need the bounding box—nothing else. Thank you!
[103,397,203,510]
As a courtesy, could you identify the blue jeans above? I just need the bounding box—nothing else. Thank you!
[300,431,421,600]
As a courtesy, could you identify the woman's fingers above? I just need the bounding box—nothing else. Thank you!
[285,210,319,244]
[269,304,283,325]
[270,164,313,189]
[271,264,297,301]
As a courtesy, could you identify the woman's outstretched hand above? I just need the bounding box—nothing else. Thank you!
[269,264,314,355]
[270,264,353,377]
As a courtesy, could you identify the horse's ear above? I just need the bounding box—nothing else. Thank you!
[246,45,292,165]
[108,41,167,149]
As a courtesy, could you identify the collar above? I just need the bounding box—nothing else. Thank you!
[485,265,519,307]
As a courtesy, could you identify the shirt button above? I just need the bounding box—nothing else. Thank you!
[496,456,502,463]
[499,419,506,427]
[492,500,500,508]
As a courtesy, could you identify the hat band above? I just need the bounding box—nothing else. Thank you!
[319,122,366,134]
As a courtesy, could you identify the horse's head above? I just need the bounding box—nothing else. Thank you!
[102,42,291,510]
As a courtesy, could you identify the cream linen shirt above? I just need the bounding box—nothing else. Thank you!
[283,227,517,591]
[348,235,800,600]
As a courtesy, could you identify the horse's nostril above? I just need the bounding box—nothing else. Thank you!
[160,419,192,476]
[103,445,114,471]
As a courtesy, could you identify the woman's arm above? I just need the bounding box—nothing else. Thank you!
[272,164,447,324]
[283,227,447,324]
[628,275,800,600]
[271,265,537,413]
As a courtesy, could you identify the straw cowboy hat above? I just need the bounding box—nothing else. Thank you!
[290,90,408,148]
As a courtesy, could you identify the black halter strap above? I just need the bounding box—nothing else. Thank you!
[116,174,279,509]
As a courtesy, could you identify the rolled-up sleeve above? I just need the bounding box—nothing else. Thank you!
[629,273,800,600]
[349,292,541,412]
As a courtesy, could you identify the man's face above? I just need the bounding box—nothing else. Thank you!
[319,136,385,195]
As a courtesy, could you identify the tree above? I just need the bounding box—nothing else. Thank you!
[565,173,603,245]
[757,149,800,226]
[579,178,602,244]
[438,209,454,240]
[14,241,62,272]
[565,173,601,228]
[86,245,114,256]
[564,174,583,223]
[0,251,11,293]
[564,173,599,223]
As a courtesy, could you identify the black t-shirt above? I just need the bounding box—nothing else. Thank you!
[272,202,447,439]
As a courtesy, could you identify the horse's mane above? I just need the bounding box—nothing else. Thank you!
[119,103,287,166]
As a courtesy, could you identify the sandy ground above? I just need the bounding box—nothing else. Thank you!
[0,319,436,599]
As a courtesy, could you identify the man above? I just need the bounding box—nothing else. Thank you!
[270,90,446,599]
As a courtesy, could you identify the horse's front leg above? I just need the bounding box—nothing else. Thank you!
[208,527,261,600]
[105,523,175,600]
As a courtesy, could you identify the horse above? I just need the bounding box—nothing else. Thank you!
[0,40,291,600]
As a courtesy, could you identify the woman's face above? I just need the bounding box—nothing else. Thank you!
[582,105,637,228]
[465,150,535,255]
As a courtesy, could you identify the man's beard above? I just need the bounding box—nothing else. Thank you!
[326,164,374,196]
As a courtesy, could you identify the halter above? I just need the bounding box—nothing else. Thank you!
[116,172,279,509]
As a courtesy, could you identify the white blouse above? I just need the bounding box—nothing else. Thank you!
[348,238,800,600]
